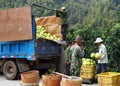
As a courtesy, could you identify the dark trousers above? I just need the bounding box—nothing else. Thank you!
[97,63,107,74]
[61,24,68,40]
[65,63,70,76]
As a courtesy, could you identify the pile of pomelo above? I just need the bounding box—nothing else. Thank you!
[82,58,96,66]
[36,26,61,41]
[81,52,102,66]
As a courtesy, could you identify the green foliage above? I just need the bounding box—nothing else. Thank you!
[105,24,120,72]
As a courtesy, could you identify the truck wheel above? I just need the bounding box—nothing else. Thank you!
[3,60,18,80]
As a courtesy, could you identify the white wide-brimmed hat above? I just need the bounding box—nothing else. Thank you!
[94,38,103,43]
[61,7,66,10]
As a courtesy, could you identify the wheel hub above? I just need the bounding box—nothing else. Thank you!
[8,66,13,73]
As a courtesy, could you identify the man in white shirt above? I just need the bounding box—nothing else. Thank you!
[94,38,108,74]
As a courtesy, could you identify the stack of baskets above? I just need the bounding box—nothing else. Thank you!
[20,70,40,86]
[80,65,96,79]
[97,72,120,86]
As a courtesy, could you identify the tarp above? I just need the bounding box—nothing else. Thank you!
[36,16,62,40]
[0,6,32,42]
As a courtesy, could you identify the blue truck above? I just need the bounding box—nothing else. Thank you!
[0,6,64,80]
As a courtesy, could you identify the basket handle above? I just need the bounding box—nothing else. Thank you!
[53,72,72,79]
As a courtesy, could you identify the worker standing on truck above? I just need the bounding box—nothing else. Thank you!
[70,36,85,76]
[55,7,68,40]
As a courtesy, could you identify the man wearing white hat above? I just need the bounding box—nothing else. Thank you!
[55,7,68,40]
[94,37,108,74]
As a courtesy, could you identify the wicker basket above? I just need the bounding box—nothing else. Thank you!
[61,77,82,86]
[42,74,61,86]
[21,70,40,83]
[80,65,96,79]
[97,72,120,86]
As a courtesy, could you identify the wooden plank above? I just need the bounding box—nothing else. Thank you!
[0,6,32,42]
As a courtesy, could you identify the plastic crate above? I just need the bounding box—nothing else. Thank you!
[98,83,119,86]
[80,65,96,79]
[97,72,120,86]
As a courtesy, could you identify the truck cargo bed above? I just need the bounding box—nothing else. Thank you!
[36,38,61,58]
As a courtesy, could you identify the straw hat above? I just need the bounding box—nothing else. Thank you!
[75,36,84,42]
[94,38,103,43]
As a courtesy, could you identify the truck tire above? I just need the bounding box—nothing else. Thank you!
[3,60,18,80]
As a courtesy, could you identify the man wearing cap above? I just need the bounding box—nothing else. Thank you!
[94,38,108,74]
[70,36,85,76]
[55,7,68,40]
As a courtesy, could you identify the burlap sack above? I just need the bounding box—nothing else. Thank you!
[36,16,62,39]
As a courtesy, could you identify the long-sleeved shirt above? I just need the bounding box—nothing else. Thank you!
[64,46,71,62]
[98,44,108,63]
[56,10,68,25]
[70,43,84,63]
[70,43,84,76]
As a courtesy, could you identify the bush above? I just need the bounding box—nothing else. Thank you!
[105,27,120,72]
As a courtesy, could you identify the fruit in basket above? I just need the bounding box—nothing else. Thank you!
[86,58,91,61]
[82,58,86,62]
[82,58,96,66]
[95,53,101,59]
[90,53,95,58]
[82,61,87,65]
